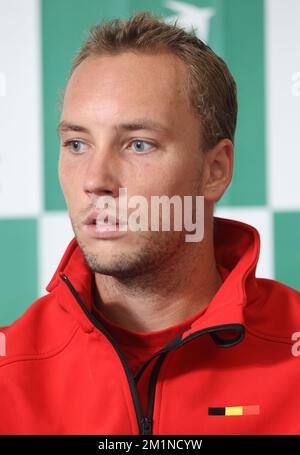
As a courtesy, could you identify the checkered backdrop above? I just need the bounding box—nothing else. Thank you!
[0,0,299,326]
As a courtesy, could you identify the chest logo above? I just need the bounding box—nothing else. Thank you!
[208,405,260,416]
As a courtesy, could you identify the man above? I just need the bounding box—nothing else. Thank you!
[0,11,300,435]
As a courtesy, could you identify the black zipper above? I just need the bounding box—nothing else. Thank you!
[60,273,245,435]
[133,321,245,435]
[140,353,168,435]
[60,273,146,433]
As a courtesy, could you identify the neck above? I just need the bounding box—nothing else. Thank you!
[93,233,223,333]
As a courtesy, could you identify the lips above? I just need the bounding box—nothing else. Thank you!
[83,209,128,239]
[83,210,127,226]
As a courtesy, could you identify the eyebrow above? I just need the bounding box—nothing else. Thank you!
[57,121,89,136]
[56,119,169,136]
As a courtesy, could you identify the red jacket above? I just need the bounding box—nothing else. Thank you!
[1,216,300,435]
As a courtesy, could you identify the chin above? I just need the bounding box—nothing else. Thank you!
[84,256,139,279]
[76,238,132,276]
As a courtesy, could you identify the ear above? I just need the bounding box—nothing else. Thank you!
[202,138,234,202]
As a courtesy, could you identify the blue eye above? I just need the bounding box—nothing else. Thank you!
[63,140,85,153]
[131,140,153,153]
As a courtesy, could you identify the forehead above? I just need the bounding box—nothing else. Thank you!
[62,51,193,126]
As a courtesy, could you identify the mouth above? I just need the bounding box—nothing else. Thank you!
[83,210,128,238]
[95,219,121,230]
[90,218,119,226]
[84,211,125,226]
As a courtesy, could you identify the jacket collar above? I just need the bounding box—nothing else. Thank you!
[46,216,261,338]
[182,216,260,339]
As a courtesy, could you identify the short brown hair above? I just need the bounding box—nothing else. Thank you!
[69,11,237,150]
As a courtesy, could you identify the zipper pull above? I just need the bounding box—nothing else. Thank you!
[141,416,152,435]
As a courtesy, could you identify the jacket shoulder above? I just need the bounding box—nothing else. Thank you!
[246,277,300,342]
[0,291,79,365]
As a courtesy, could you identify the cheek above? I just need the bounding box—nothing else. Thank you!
[147,151,202,193]
[58,156,79,206]
[59,152,82,185]
[154,165,194,195]
[58,157,71,201]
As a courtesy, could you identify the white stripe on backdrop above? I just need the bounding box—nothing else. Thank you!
[0,0,42,217]
[265,0,300,210]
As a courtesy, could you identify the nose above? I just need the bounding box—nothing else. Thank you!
[83,141,120,199]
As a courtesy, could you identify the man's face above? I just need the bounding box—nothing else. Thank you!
[59,51,205,278]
